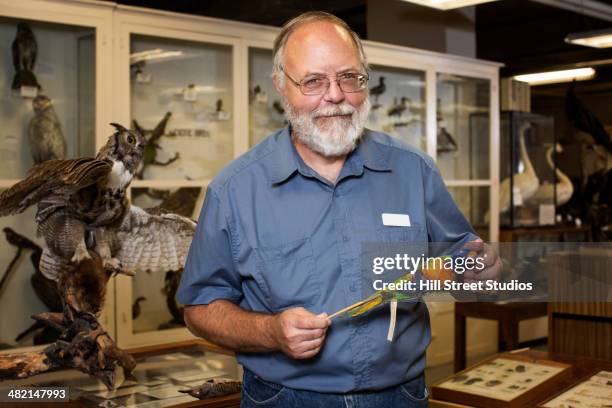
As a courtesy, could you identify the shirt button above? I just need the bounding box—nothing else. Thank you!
[350,283,357,292]
[343,235,350,242]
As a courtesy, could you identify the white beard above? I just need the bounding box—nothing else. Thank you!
[283,96,371,158]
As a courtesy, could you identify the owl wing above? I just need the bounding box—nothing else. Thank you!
[115,206,196,274]
[0,158,112,216]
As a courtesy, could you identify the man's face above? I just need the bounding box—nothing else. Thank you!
[277,21,370,157]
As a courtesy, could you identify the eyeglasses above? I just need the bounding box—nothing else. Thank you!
[282,67,369,96]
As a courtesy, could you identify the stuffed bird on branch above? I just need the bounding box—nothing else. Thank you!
[0,123,196,388]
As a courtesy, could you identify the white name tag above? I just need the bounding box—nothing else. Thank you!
[382,213,411,227]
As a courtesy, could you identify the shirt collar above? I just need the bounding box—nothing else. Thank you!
[269,127,391,185]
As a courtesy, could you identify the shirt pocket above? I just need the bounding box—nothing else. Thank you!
[253,237,320,311]
[376,225,427,242]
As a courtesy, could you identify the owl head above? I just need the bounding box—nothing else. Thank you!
[97,123,146,173]
[32,95,52,114]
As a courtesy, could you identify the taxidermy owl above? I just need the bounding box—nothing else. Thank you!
[28,95,67,164]
[12,22,40,90]
[0,123,195,313]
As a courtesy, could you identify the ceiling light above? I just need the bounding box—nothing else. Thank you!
[400,0,498,10]
[565,28,612,48]
[513,68,595,86]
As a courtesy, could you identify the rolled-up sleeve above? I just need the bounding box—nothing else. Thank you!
[422,159,479,244]
[176,186,242,306]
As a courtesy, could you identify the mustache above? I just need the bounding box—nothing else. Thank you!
[311,103,356,118]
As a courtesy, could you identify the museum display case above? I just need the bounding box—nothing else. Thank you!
[0,1,500,360]
[0,0,114,350]
[500,112,557,227]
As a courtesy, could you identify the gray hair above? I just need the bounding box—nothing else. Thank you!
[272,11,369,88]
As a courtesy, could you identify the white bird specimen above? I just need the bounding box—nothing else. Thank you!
[497,122,540,215]
[527,144,574,207]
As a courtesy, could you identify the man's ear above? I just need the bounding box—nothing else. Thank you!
[272,74,283,96]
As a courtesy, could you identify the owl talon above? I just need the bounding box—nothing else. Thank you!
[71,245,91,263]
[103,258,121,271]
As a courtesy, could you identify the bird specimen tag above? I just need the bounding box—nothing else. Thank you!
[387,299,398,342]
[183,87,197,102]
[136,72,151,84]
[20,86,38,98]
[217,111,231,121]
[256,92,268,103]
[382,213,411,227]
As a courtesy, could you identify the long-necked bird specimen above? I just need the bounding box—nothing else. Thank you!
[158,269,185,330]
[369,77,386,102]
[132,112,179,179]
[566,81,612,153]
[11,22,40,90]
[28,95,67,164]
[526,144,574,207]
[0,123,196,388]
[498,122,540,214]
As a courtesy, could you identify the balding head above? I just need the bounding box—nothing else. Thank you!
[272,11,368,88]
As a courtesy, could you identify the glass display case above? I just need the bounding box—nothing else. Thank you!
[449,186,491,241]
[436,73,491,181]
[131,34,234,181]
[0,17,95,179]
[0,7,108,350]
[0,341,241,407]
[248,47,284,148]
[366,65,426,151]
[500,111,557,227]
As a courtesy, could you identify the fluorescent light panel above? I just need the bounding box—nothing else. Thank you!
[514,68,596,86]
[565,28,612,48]
[400,0,498,10]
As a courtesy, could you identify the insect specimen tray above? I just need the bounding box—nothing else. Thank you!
[431,352,572,408]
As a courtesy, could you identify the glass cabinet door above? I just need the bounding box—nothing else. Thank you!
[0,17,95,179]
[129,186,205,334]
[0,17,95,350]
[436,74,490,180]
[449,186,491,241]
[248,47,285,148]
[367,65,426,151]
[130,34,233,181]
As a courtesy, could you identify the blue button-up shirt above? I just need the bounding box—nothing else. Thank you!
[177,126,477,393]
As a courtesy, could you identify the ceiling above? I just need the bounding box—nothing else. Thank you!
[106,0,612,77]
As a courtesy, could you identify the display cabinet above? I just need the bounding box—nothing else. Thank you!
[500,111,557,227]
[0,0,113,351]
[0,1,500,364]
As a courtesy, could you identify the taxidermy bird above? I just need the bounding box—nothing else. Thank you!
[527,144,574,207]
[132,296,146,319]
[565,81,612,153]
[133,112,179,179]
[369,77,386,102]
[387,97,409,117]
[436,99,457,153]
[0,123,196,389]
[497,122,540,215]
[179,378,242,400]
[28,95,67,164]
[11,22,40,90]
[272,100,285,115]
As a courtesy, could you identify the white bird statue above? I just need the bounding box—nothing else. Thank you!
[496,122,540,217]
[527,143,574,207]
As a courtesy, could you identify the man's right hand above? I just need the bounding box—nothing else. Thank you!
[270,307,331,359]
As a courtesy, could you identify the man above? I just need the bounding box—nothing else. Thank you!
[177,11,500,407]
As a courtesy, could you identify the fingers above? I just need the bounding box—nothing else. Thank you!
[274,308,331,360]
